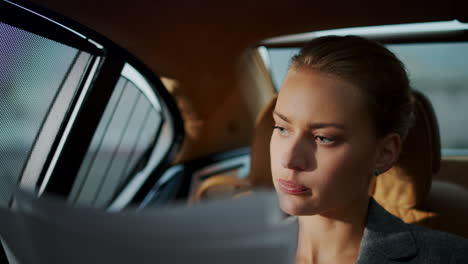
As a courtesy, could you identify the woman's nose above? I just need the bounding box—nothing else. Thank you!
[281,139,308,171]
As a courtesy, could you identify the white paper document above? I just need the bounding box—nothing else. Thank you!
[0,190,297,264]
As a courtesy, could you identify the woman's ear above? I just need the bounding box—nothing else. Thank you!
[374,133,402,174]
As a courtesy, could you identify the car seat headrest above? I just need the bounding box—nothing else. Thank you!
[249,95,277,187]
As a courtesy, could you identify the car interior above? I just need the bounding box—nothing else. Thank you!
[1,0,468,262]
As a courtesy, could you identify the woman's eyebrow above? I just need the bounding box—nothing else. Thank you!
[274,111,345,129]
[273,111,290,123]
[308,123,346,130]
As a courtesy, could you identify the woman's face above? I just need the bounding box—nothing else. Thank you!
[270,67,379,216]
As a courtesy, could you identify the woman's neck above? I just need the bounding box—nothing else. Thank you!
[295,197,370,264]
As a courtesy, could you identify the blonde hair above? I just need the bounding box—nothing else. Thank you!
[290,35,415,140]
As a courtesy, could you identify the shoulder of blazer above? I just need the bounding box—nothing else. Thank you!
[357,199,418,263]
[358,198,468,263]
[410,224,468,263]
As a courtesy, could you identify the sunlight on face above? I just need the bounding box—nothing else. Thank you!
[270,67,378,216]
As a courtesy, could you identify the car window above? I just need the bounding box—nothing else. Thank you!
[69,64,169,209]
[264,42,468,156]
[0,0,183,210]
[265,48,300,89]
[387,43,468,156]
[0,21,94,207]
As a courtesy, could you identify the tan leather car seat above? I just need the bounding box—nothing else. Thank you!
[195,91,468,237]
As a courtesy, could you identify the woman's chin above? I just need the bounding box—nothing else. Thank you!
[279,198,319,216]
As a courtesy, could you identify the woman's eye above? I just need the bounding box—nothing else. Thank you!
[273,126,289,136]
[315,136,334,144]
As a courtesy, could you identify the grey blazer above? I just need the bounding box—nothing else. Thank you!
[357,199,468,263]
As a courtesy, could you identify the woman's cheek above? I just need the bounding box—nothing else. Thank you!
[270,134,282,177]
[316,147,353,184]
[326,147,371,195]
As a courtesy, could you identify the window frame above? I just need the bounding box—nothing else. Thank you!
[1,0,184,208]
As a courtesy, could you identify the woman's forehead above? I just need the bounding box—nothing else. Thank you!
[276,69,369,127]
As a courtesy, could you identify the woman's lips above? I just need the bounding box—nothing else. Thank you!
[277,179,310,195]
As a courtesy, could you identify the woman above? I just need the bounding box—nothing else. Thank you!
[269,36,468,263]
